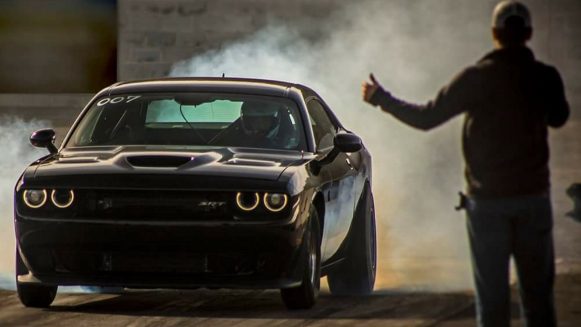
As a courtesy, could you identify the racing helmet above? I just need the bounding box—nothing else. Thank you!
[240,100,280,136]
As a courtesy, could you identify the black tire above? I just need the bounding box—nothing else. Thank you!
[280,206,321,310]
[327,183,377,295]
[16,248,57,308]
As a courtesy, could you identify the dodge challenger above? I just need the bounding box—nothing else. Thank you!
[14,77,376,309]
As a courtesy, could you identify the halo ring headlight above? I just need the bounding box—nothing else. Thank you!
[263,193,289,212]
[236,192,260,211]
[51,189,75,209]
[23,189,47,208]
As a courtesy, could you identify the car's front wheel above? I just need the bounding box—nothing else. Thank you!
[16,248,57,308]
[280,206,321,309]
[327,183,377,295]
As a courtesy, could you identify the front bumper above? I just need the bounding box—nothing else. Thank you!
[15,214,309,289]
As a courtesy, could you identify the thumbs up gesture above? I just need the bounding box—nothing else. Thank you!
[362,73,382,104]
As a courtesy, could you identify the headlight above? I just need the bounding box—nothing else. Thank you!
[236,192,260,211]
[263,193,288,212]
[23,189,47,208]
[51,189,75,208]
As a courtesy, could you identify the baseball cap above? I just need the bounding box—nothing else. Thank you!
[492,1,532,28]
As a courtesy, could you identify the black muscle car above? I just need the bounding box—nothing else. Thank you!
[14,78,376,309]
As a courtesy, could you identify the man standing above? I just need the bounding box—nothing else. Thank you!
[362,1,569,326]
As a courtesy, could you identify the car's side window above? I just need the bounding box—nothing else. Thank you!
[306,99,337,151]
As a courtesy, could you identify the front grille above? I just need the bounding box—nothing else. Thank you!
[20,189,234,222]
[86,190,231,221]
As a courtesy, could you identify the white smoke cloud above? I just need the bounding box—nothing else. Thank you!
[0,116,50,290]
[170,0,504,290]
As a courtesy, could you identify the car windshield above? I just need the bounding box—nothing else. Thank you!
[66,93,307,151]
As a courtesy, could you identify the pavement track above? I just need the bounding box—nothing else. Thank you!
[0,287,477,327]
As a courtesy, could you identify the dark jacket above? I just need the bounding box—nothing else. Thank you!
[370,46,570,198]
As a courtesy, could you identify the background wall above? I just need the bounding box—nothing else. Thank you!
[118,0,341,80]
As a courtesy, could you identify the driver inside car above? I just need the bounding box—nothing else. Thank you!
[211,100,288,149]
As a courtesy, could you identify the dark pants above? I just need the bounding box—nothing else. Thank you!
[466,194,556,327]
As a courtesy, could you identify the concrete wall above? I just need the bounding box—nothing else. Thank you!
[118,0,341,80]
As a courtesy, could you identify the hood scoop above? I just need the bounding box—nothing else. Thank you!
[58,156,99,164]
[127,155,193,168]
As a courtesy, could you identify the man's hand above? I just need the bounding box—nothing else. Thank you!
[362,73,381,104]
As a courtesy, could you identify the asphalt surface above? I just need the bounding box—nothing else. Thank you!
[0,287,476,327]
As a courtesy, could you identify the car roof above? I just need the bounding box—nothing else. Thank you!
[105,77,317,98]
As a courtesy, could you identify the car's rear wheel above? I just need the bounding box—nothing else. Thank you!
[280,206,321,309]
[327,183,376,295]
[16,248,57,308]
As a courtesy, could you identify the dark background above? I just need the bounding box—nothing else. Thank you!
[0,0,117,93]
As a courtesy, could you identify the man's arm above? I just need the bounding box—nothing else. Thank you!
[363,69,477,130]
[546,67,569,128]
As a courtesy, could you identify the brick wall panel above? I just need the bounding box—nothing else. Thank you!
[133,49,162,63]
[146,32,177,47]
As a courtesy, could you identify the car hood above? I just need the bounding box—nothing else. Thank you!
[28,145,309,184]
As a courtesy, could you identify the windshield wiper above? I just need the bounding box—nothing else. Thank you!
[179,104,207,144]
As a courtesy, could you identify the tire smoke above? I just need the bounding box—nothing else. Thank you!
[0,117,50,290]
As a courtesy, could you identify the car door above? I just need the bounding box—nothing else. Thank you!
[306,99,358,262]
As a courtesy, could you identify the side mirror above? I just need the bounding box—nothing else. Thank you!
[311,133,363,175]
[30,129,58,154]
[334,133,362,153]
